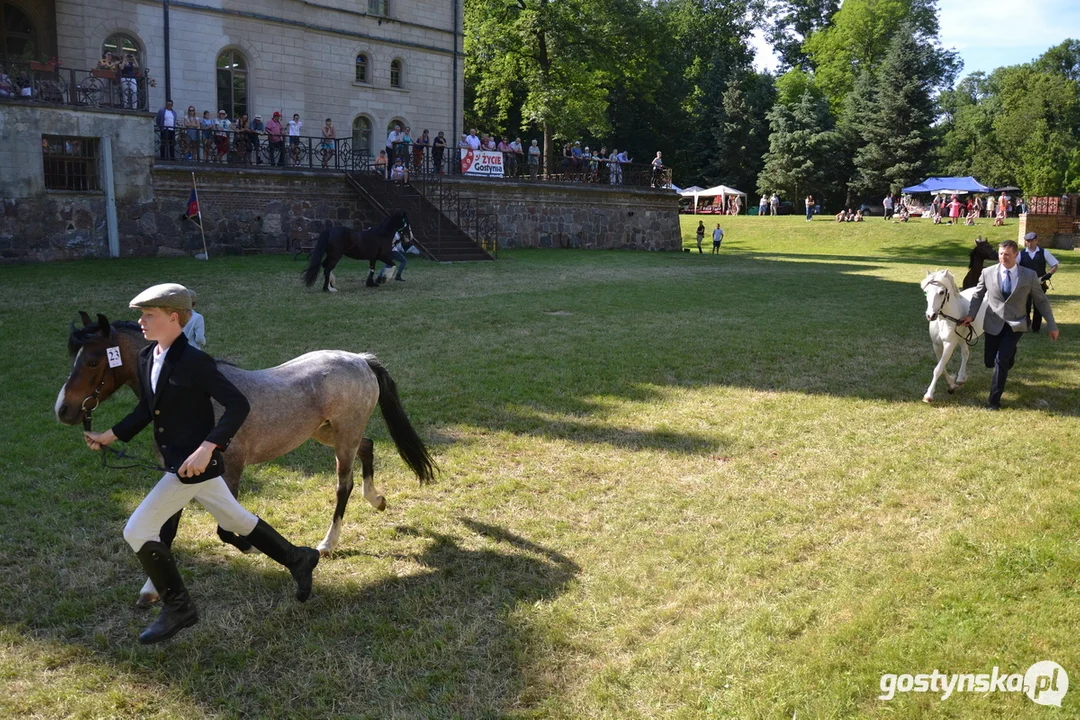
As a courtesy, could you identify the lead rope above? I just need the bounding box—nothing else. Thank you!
[82,380,167,472]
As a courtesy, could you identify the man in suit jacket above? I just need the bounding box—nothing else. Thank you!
[84,283,319,644]
[961,240,1059,409]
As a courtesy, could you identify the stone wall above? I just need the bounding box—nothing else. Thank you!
[1,162,382,262]
[436,178,682,251]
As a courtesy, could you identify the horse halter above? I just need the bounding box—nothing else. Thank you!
[79,358,166,471]
[925,279,978,345]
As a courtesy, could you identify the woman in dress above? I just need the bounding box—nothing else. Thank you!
[182,106,200,161]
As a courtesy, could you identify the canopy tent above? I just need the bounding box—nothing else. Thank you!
[902,176,992,194]
[678,184,748,213]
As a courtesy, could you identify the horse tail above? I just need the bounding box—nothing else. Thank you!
[366,356,436,484]
[301,229,330,287]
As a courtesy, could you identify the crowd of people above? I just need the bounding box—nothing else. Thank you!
[887,191,1026,226]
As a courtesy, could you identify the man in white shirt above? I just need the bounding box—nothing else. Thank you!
[711,224,724,254]
[156,100,177,159]
[961,240,1058,409]
[1018,231,1059,332]
[466,128,481,151]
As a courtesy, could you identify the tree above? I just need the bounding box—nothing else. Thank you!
[705,72,777,191]
[802,0,951,111]
[849,26,938,197]
[757,89,839,202]
[464,0,657,157]
[764,0,840,71]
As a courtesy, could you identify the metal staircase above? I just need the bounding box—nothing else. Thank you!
[344,171,496,261]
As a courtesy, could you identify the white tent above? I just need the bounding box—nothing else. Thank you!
[678,184,748,213]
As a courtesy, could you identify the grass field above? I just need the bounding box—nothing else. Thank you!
[2,215,1079,718]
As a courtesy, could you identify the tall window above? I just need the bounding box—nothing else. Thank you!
[43,136,100,192]
[368,0,387,16]
[352,117,372,157]
[216,50,248,119]
[0,3,35,59]
[103,33,141,66]
[390,59,402,88]
[355,54,368,82]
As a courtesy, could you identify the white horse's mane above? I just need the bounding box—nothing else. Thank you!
[920,269,957,291]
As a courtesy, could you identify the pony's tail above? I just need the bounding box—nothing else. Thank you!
[301,229,330,287]
[367,357,436,485]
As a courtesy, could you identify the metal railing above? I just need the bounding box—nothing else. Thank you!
[1028,196,1077,216]
[152,131,672,190]
[0,61,150,111]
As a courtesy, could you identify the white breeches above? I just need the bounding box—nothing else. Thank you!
[124,473,258,551]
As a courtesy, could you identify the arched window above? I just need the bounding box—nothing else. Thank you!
[0,3,36,59]
[355,54,368,83]
[389,59,402,88]
[216,49,248,119]
[103,33,141,66]
[352,116,372,157]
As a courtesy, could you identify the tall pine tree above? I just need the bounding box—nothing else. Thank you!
[849,26,938,198]
[757,89,839,202]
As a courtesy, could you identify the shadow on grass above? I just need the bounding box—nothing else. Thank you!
[1,517,579,718]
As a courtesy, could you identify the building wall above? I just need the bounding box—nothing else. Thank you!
[439,178,683,252]
[52,0,463,149]
[1018,214,1079,251]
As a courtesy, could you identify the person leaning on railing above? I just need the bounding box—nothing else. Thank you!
[0,65,14,98]
[182,105,200,161]
[265,111,284,166]
[432,131,447,174]
[118,53,138,109]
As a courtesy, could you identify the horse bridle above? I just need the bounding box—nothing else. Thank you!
[79,361,166,471]
[925,279,978,345]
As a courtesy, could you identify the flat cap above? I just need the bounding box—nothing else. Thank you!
[129,283,193,311]
[1024,231,1037,241]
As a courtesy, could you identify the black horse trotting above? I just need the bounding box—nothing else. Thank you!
[302,212,411,291]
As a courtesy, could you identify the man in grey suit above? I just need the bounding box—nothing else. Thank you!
[960,240,1059,409]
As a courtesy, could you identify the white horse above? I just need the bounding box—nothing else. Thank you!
[920,269,988,402]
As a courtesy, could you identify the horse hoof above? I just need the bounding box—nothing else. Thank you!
[136,592,159,608]
[922,396,933,404]
[242,546,261,555]
[318,548,332,558]
[327,287,338,293]
[376,496,387,512]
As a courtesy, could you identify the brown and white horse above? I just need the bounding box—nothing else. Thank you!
[56,313,436,605]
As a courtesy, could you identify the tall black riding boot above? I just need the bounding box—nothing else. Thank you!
[244,519,320,602]
[134,541,199,644]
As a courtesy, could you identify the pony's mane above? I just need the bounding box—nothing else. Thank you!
[920,269,956,291]
[67,320,142,356]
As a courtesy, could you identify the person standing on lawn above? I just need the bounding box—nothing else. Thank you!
[83,283,320,644]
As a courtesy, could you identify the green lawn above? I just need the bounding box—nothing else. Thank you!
[2,215,1078,718]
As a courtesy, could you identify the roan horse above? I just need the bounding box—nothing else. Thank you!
[301,212,411,292]
[920,269,988,402]
[56,312,436,606]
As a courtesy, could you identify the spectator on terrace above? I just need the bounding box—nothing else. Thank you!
[511,137,524,177]
[561,143,573,176]
[288,113,303,166]
[466,128,481,150]
[587,147,600,182]
[571,141,583,176]
[374,149,388,178]
[97,51,118,71]
[234,114,252,163]
[265,111,284,166]
[182,106,200,161]
[390,157,409,184]
[608,147,621,185]
[528,139,541,179]
[650,151,664,188]
[319,117,336,168]
[398,126,413,163]
[0,65,14,98]
[119,53,139,109]
[155,99,177,160]
[432,131,447,174]
[200,110,215,161]
[213,110,231,162]
[483,134,497,151]
[414,129,430,172]
[458,133,469,149]
[387,123,402,159]
[250,114,264,164]
[498,136,513,176]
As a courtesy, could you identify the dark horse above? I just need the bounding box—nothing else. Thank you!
[57,312,436,606]
[302,212,412,292]
[962,237,998,289]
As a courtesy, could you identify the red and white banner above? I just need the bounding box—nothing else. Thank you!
[460,149,504,177]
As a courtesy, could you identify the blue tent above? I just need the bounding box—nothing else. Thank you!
[902,176,992,194]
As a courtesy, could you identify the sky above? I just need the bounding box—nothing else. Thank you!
[750,0,1080,81]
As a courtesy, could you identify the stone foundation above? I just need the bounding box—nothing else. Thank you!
[436,177,681,251]
[1018,213,1079,251]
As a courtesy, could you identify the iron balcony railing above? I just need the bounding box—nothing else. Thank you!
[153,131,672,189]
[0,61,150,112]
